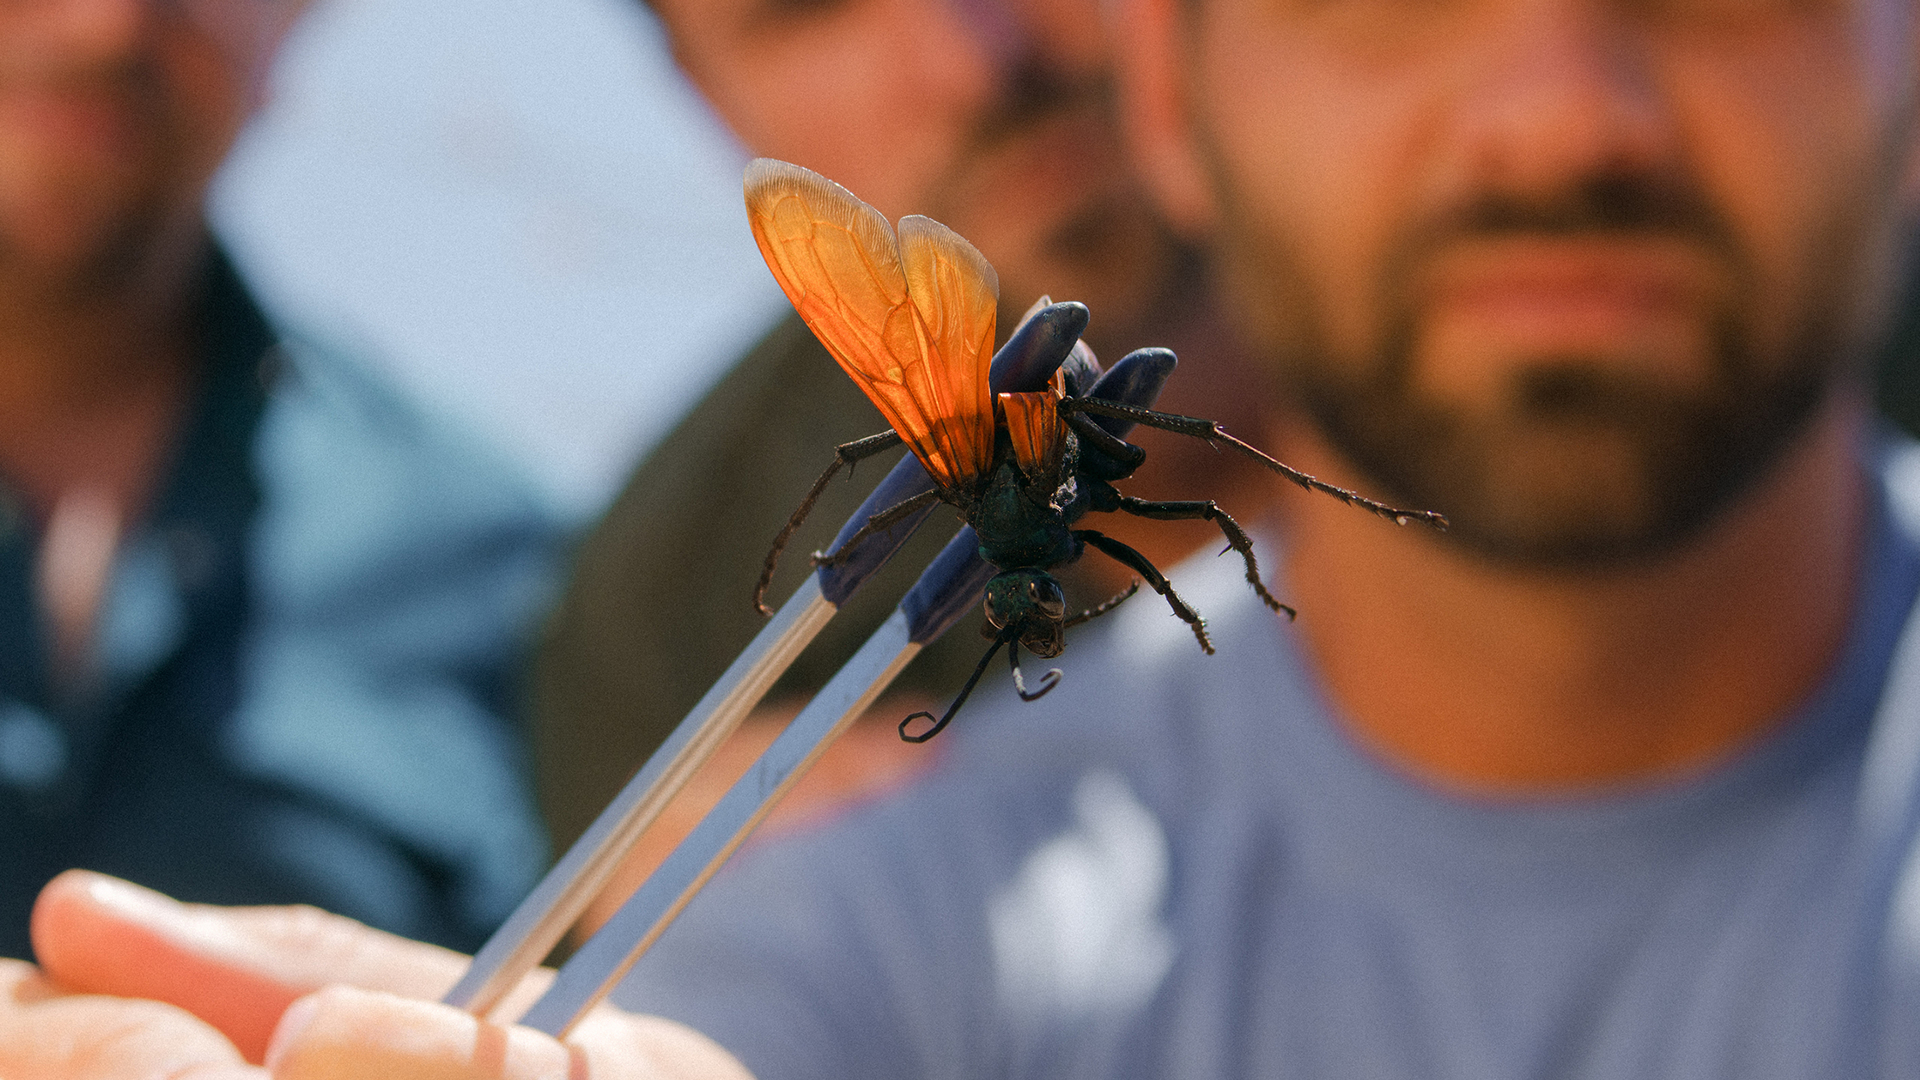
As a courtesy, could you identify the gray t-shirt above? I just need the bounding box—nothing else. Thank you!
[618,445,1920,1079]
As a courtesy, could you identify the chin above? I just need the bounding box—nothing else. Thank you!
[1405,399,1821,568]
[1303,341,1837,569]
[1437,427,1674,565]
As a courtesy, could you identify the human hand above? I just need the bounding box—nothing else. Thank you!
[0,956,259,1079]
[27,870,754,1079]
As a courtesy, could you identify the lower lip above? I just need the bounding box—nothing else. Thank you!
[1421,247,1716,357]
[1440,283,1692,345]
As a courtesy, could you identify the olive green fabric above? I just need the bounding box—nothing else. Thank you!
[1877,264,1920,440]
[533,314,1069,849]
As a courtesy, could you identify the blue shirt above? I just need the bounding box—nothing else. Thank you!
[0,255,557,957]
[618,439,1920,1078]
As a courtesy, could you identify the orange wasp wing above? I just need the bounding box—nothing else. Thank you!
[744,158,998,492]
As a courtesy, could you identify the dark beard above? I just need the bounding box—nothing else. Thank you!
[0,57,183,305]
[1265,170,1861,569]
[1299,338,1833,568]
[0,195,172,304]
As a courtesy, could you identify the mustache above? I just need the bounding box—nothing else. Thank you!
[1411,169,1741,251]
[1370,168,1755,384]
[920,50,1116,229]
[962,49,1113,156]
[942,0,1111,146]
[1382,167,1752,323]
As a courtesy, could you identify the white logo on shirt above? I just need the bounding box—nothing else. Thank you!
[989,770,1177,1019]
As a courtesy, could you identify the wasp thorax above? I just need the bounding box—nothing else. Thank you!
[984,569,1068,658]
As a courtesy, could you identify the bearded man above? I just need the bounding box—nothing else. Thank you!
[605,0,1920,1072]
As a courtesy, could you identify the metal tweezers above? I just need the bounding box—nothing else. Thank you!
[445,302,1163,1036]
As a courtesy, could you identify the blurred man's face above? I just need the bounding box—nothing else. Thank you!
[654,0,1190,334]
[1156,0,1917,564]
[0,0,298,301]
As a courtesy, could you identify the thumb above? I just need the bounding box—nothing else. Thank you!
[32,870,472,1063]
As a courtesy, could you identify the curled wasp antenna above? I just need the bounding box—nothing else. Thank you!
[1009,641,1062,702]
[901,627,1016,743]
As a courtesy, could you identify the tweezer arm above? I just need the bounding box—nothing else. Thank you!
[514,526,995,1036]
[449,444,944,1016]
[444,578,836,1017]
[517,611,922,1035]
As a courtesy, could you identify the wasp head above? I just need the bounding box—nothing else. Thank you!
[984,569,1067,658]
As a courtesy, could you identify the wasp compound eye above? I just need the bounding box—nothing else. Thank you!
[1028,577,1066,621]
[986,571,1064,631]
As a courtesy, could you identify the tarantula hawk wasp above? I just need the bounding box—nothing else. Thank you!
[745,159,1445,741]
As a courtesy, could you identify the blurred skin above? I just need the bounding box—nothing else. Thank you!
[0,0,298,522]
[2,871,753,1078]
[650,0,1193,355]
[1119,0,1918,788]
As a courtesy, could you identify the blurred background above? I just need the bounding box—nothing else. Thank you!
[210,0,785,524]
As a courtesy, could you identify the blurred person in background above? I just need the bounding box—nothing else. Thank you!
[14,0,1920,1073]
[534,0,1269,878]
[0,0,557,958]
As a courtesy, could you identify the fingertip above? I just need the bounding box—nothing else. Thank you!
[28,872,295,1063]
[30,871,164,985]
[70,870,176,916]
[29,869,94,953]
[262,992,319,1070]
[45,868,153,905]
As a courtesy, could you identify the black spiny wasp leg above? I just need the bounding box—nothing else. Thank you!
[1064,581,1140,628]
[1076,530,1213,654]
[1060,398,1450,531]
[1062,410,1146,471]
[807,487,945,569]
[1116,497,1296,620]
[755,429,903,614]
